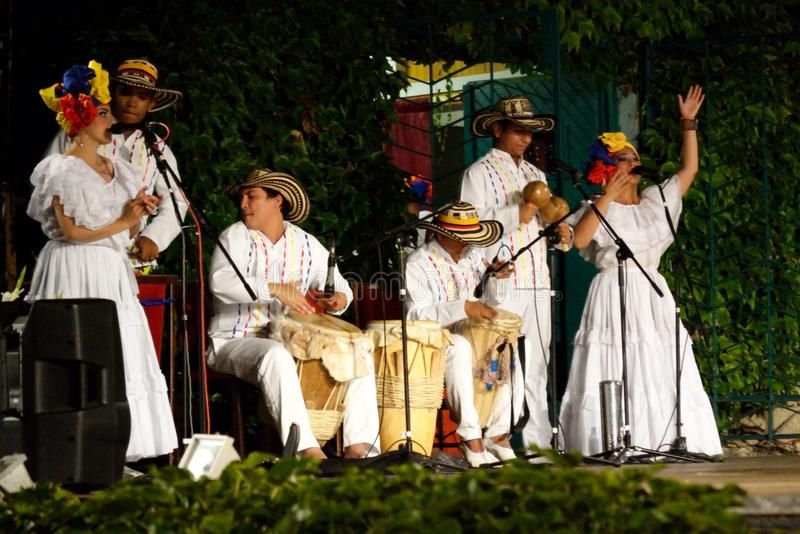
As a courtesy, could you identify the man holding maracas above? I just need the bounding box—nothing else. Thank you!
[460,95,571,453]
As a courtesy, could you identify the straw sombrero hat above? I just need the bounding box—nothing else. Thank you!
[229,168,310,224]
[111,59,182,112]
[418,202,503,247]
[471,95,555,137]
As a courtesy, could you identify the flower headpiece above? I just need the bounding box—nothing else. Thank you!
[405,174,433,207]
[584,132,640,185]
[39,60,111,138]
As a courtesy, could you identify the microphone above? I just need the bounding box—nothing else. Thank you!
[110,121,152,134]
[474,255,500,299]
[324,240,336,298]
[549,158,584,183]
[110,121,171,141]
[629,166,662,179]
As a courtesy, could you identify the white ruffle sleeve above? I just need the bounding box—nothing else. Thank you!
[576,176,683,270]
[27,155,140,241]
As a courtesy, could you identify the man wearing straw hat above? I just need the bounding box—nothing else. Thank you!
[406,201,515,467]
[207,168,380,459]
[460,95,571,451]
[46,58,187,265]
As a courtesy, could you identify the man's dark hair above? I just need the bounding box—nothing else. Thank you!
[491,120,514,146]
[264,188,291,219]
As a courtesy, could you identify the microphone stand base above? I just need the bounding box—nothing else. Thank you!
[592,443,711,465]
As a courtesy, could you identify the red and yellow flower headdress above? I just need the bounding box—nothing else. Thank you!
[585,132,640,185]
[39,60,111,138]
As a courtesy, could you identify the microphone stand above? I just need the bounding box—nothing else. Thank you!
[337,202,457,466]
[655,182,713,462]
[554,160,691,464]
[139,125,256,441]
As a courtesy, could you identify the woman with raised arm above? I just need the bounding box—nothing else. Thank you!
[559,86,722,457]
[27,61,178,461]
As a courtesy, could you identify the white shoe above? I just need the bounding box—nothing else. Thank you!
[483,438,517,462]
[459,442,494,468]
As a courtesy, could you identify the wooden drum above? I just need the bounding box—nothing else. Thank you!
[367,320,451,455]
[270,312,373,445]
[456,309,522,427]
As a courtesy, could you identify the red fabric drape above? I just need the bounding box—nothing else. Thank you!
[387,97,432,179]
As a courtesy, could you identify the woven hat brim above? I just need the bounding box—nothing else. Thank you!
[471,111,556,137]
[111,75,183,112]
[230,172,310,224]
[418,219,503,247]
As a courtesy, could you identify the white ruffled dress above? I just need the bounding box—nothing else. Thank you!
[559,176,722,456]
[26,154,178,461]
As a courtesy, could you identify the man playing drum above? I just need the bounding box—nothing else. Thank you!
[460,96,572,451]
[406,201,516,467]
[207,168,380,459]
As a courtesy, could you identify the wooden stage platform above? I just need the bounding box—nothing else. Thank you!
[594,455,800,529]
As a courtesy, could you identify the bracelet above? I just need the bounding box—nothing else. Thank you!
[681,118,698,131]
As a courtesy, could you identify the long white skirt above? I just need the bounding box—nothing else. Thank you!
[28,240,178,461]
[559,269,722,456]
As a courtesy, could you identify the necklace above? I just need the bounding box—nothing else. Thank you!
[90,157,113,181]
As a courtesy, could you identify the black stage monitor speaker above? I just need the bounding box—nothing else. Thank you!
[22,299,130,488]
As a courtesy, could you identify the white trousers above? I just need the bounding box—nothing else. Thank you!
[208,337,381,454]
[446,334,513,441]
[496,287,553,449]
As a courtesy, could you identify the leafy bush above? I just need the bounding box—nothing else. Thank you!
[0,452,745,533]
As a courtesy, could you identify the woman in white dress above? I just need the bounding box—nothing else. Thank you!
[27,60,178,461]
[559,86,722,457]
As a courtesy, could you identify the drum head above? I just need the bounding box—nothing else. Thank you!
[288,311,362,335]
[460,307,523,333]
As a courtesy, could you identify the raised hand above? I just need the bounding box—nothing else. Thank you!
[678,85,705,120]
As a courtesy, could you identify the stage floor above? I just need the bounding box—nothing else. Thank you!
[645,455,800,497]
[596,455,800,528]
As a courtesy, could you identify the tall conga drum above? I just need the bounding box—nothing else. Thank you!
[367,320,451,455]
[456,309,522,427]
[270,312,373,445]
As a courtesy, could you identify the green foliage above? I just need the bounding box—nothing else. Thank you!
[0,453,745,532]
[81,0,411,277]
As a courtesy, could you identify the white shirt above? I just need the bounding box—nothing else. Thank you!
[208,221,352,343]
[461,148,550,289]
[406,239,503,328]
[46,129,188,252]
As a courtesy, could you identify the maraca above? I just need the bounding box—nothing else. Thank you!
[522,181,570,223]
